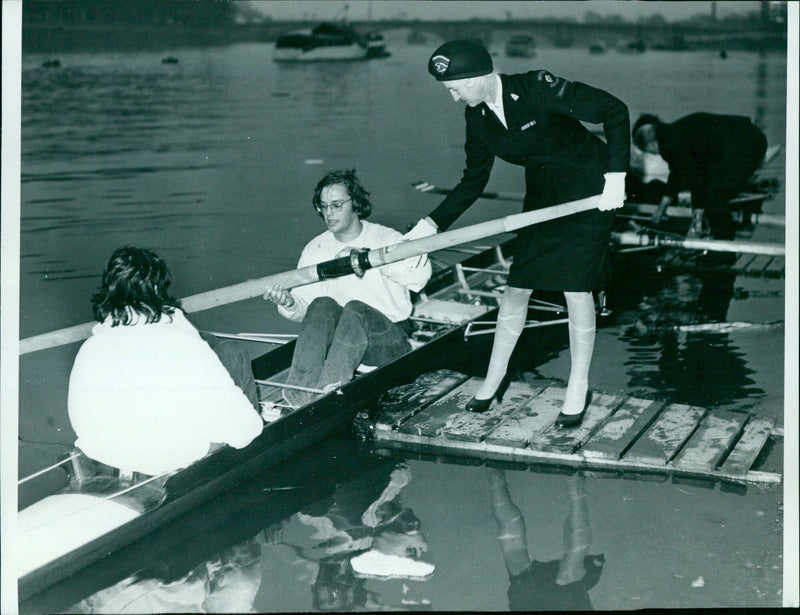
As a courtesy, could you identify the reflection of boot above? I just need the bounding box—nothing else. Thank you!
[557,473,592,585]
[488,468,531,575]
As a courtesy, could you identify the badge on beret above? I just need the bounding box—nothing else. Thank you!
[544,73,554,83]
[432,54,450,75]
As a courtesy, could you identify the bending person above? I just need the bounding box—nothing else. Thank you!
[264,169,432,408]
[407,40,629,426]
[632,112,768,240]
[68,246,264,478]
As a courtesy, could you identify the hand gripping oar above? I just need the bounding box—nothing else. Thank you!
[19,195,599,355]
[612,231,785,256]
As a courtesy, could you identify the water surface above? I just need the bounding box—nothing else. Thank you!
[18,34,787,610]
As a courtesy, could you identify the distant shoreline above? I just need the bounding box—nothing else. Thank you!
[20,20,788,54]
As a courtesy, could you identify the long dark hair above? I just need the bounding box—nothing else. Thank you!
[312,168,373,220]
[91,246,181,326]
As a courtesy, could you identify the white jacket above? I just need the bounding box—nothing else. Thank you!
[278,221,432,323]
[68,310,263,475]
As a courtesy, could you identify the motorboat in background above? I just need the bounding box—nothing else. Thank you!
[505,34,536,58]
[273,21,388,62]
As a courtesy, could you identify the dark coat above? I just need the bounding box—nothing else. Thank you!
[656,112,767,240]
[656,112,767,199]
[428,70,630,291]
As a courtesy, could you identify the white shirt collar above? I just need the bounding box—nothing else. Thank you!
[485,74,507,128]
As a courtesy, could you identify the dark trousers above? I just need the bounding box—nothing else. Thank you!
[695,129,768,240]
[288,297,411,395]
[200,332,260,409]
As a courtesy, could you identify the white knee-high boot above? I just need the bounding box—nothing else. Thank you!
[475,286,533,400]
[562,292,596,416]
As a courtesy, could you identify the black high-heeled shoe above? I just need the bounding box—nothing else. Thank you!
[466,375,511,413]
[555,390,592,428]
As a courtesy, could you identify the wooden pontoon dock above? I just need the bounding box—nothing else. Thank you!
[356,371,781,487]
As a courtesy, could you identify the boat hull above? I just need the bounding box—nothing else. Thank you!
[273,44,370,62]
[18,242,524,604]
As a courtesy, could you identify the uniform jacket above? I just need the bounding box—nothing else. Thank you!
[655,112,766,197]
[428,70,630,231]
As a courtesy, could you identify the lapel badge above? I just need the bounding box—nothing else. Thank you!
[510,93,519,101]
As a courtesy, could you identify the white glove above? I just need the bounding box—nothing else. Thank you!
[598,172,626,211]
[403,217,438,240]
[400,217,438,268]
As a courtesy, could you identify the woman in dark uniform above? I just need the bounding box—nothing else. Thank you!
[406,40,629,425]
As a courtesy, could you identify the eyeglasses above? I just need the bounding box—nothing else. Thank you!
[316,198,351,214]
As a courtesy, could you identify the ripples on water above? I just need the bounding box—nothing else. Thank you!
[17,36,787,611]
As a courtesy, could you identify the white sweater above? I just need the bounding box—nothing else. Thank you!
[68,310,264,475]
[278,221,432,323]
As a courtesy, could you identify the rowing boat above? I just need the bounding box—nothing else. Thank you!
[17,237,568,604]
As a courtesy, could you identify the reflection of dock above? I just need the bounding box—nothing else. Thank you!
[358,372,781,486]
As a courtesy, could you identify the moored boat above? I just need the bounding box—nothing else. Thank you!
[273,21,388,62]
[505,34,536,58]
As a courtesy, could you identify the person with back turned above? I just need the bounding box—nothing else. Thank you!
[405,40,629,427]
[68,246,264,478]
[264,169,432,408]
[632,112,768,240]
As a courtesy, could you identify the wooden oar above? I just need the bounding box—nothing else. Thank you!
[623,202,785,228]
[413,181,785,227]
[612,231,785,256]
[19,195,600,355]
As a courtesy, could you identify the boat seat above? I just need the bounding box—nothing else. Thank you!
[412,298,489,324]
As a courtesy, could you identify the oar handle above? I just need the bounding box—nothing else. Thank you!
[19,195,600,355]
[613,231,785,256]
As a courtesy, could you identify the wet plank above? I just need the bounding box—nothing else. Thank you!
[763,257,785,278]
[735,253,757,273]
[580,398,666,460]
[373,370,469,431]
[529,390,624,454]
[484,387,561,448]
[719,418,776,476]
[441,382,540,442]
[398,378,482,437]
[671,410,748,473]
[623,404,706,465]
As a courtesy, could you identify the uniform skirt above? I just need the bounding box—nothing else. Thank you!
[507,164,615,292]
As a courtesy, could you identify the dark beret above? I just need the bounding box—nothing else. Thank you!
[428,40,493,81]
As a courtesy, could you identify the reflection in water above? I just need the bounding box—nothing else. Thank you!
[618,273,762,407]
[263,461,430,611]
[71,539,262,613]
[70,460,430,613]
[487,468,604,611]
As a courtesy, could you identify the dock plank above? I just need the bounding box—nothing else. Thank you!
[623,404,706,465]
[763,257,785,278]
[484,388,560,447]
[735,254,757,273]
[719,418,776,476]
[441,382,540,442]
[529,390,624,454]
[671,410,749,472]
[373,370,469,431]
[398,378,483,437]
[580,398,666,459]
